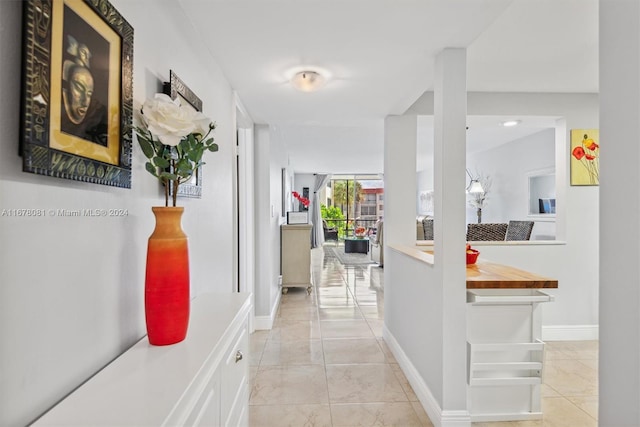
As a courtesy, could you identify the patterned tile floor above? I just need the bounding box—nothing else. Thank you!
[248,245,598,426]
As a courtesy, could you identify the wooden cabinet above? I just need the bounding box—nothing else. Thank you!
[280,224,312,294]
[33,293,251,427]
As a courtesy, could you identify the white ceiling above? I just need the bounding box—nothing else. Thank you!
[179,0,598,174]
[416,115,561,171]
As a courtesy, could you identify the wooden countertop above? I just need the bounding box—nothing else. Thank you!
[466,260,558,289]
[398,247,558,289]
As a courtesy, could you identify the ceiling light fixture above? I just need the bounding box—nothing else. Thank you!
[291,70,326,92]
[501,120,521,127]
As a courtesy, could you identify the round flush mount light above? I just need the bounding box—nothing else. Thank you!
[501,120,521,127]
[291,70,326,92]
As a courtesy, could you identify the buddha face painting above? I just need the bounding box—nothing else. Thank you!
[63,64,94,124]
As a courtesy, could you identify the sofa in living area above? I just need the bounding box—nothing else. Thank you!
[416,215,433,240]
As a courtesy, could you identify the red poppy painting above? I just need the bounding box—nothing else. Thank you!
[570,129,599,186]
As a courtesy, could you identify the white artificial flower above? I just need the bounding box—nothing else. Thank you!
[135,92,217,206]
[142,93,197,146]
[191,111,212,138]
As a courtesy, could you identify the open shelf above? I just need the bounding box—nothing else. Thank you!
[467,340,545,387]
[467,289,555,305]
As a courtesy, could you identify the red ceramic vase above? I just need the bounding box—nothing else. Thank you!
[145,207,190,345]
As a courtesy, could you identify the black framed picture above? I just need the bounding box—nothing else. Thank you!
[163,70,203,198]
[20,0,134,188]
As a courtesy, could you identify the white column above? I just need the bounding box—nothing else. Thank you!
[599,0,640,425]
[383,115,418,248]
[434,48,469,417]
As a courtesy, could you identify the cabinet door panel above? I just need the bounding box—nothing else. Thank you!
[184,368,221,427]
[221,320,249,425]
[224,383,249,427]
[194,386,221,427]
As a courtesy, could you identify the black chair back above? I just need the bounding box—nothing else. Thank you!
[506,220,535,241]
[466,223,508,241]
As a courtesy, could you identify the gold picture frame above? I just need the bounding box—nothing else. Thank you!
[20,0,134,188]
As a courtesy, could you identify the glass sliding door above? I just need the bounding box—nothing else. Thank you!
[322,174,383,240]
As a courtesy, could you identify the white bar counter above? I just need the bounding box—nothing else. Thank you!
[465,259,556,422]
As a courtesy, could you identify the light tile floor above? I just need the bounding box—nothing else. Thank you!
[249,245,598,427]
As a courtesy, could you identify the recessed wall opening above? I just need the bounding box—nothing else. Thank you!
[416,115,561,241]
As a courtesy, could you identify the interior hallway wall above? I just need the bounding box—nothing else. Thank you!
[253,125,290,328]
[599,0,640,423]
[0,1,236,424]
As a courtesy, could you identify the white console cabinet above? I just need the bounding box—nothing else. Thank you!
[33,293,251,427]
[280,224,312,294]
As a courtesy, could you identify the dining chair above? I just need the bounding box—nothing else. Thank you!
[466,223,508,241]
[505,220,535,241]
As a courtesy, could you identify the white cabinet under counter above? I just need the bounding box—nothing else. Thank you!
[465,261,557,422]
[32,292,251,427]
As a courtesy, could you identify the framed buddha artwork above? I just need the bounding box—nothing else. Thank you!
[20,0,134,188]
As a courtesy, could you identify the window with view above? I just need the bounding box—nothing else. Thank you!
[322,175,383,238]
[361,206,376,216]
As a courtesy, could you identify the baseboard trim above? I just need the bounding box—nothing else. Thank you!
[441,411,473,426]
[253,290,281,330]
[253,316,273,331]
[542,325,599,341]
[382,326,471,427]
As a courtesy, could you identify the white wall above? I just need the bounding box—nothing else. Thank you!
[467,128,556,240]
[293,173,316,212]
[253,125,290,328]
[473,243,596,336]
[270,129,289,312]
[0,1,236,424]
[385,249,444,411]
[384,116,419,248]
[599,0,640,423]
[385,116,447,412]
[416,115,435,216]
[253,125,272,320]
[416,170,434,216]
